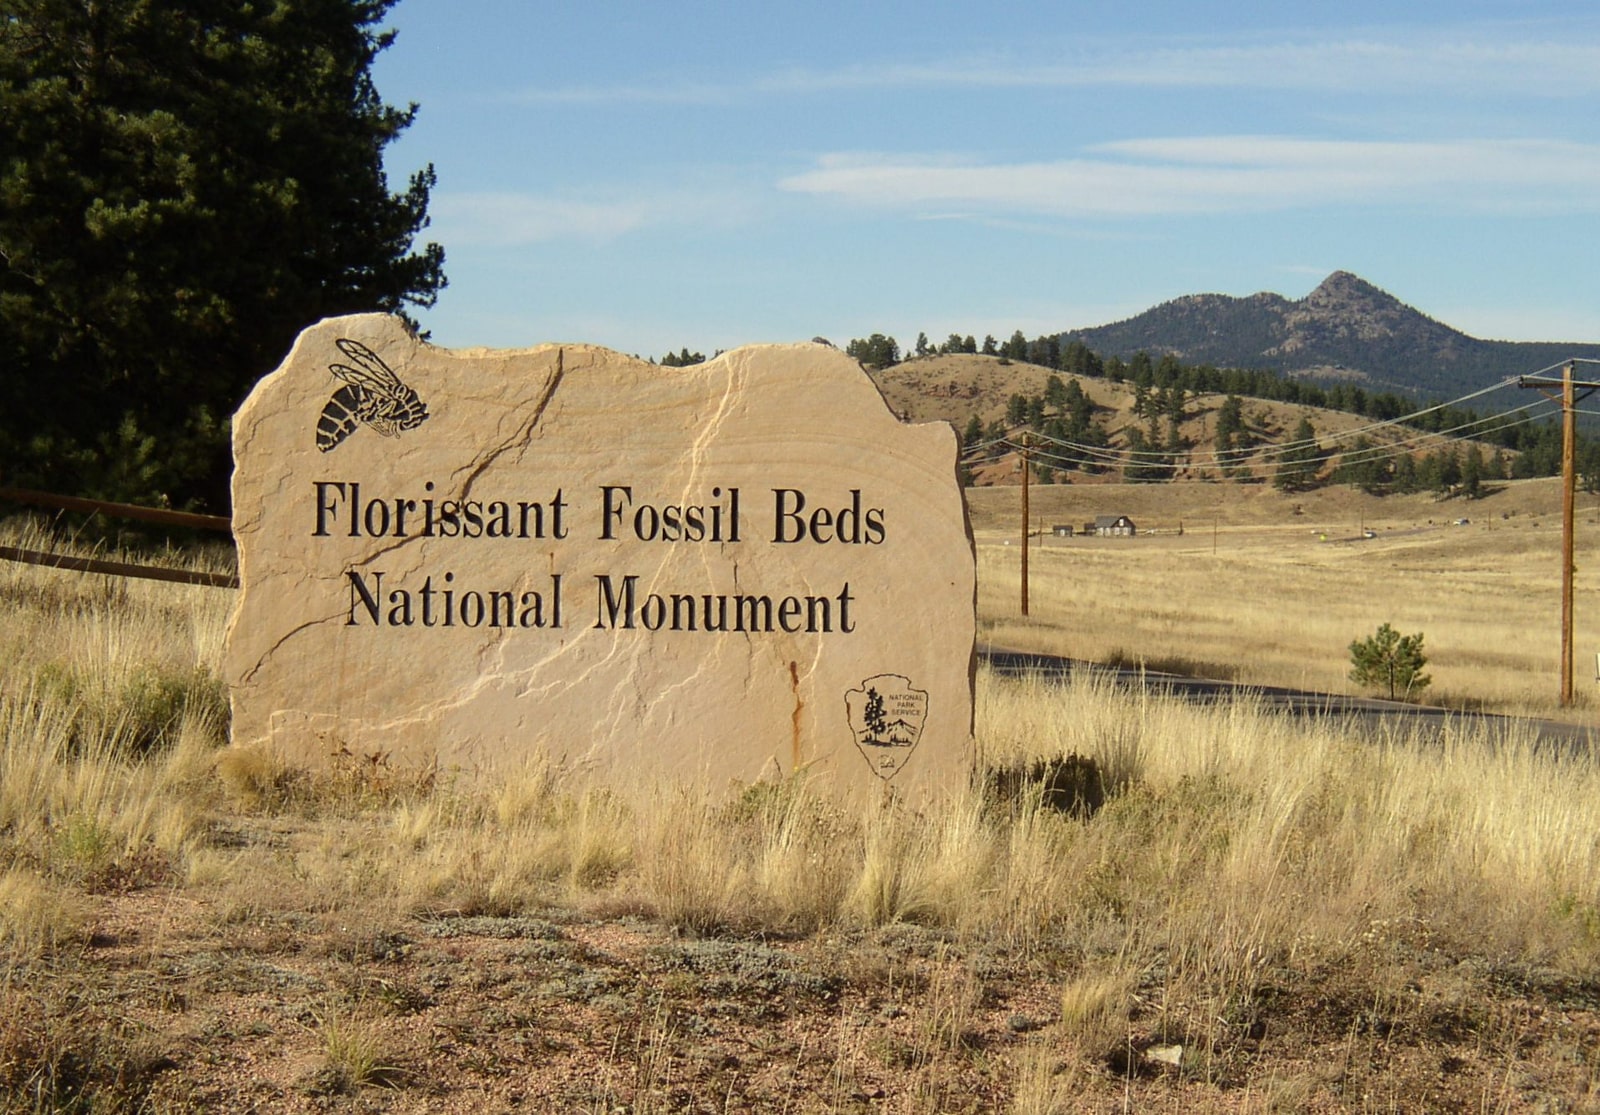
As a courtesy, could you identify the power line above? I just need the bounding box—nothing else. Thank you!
[967,401,1554,475]
[960,375,1565,473]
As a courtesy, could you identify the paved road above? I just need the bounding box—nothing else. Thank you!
[979,646,1600,753]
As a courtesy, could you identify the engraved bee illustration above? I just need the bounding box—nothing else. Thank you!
[315,337,430,452]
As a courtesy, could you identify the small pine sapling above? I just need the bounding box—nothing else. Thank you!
[1349,623,1431,700]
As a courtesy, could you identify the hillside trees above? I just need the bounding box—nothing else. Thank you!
[1214,395,1252,478]
[1418,448,1461,493]
[1043,375,1066,408]
[1332,436,1389,494]
[1060,340,1103,379]
[1028,335,1059,369]
[1273,418,1325,491]
[1122,429,1167,483]
[0,0,446,510]
[1164,386,1187,451]
[1460,445,1486,498]
[1333,441,1504,497]
[846,333,899,367]
[953,334,978,354]
[1582,443,1600,495]
[875,327,1583,487]
[1045,379,1110,473]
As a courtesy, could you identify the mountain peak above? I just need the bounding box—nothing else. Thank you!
[1062,269,1600,396]
[1064,270,1580,396]
[1302,271,1394,309]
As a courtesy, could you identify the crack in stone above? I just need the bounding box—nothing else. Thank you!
[455,348,565,500]
[239,611,343,685]
[337,351,566,572]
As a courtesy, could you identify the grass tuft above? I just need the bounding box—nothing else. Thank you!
[300,1007,406,1094]
[0,869,86,958]
[1057,966,1134,1057]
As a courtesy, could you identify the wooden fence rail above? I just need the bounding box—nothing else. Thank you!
[0,487,237,589]
[0,545,238,589]
[0,486,232,532]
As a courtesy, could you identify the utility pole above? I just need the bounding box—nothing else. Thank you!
[1562,365,1577,706]
[1519,361,1598,706]
[1019,435,1031,617]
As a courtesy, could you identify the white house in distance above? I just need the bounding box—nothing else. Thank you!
[1084,515,1136,537]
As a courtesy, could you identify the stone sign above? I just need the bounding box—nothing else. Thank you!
[224,314,975,801]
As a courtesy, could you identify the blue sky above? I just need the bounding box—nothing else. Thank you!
[372,2,1600,360]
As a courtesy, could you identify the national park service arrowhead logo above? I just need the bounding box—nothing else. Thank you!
[845,674,928,781]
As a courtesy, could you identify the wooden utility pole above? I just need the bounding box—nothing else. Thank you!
[1519,361,1598,706]
[1020,435,1031,616]
[1562,364,1577,705]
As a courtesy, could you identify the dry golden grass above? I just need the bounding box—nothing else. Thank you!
[1057,966,1134,1054]
[973,476,1600,716]
[6,507,1600,1110]
[0,869,85,958]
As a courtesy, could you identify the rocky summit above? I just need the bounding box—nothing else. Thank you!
[1063,271,1600,397]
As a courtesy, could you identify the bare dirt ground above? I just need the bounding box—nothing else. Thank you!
[17,822,1600,1114]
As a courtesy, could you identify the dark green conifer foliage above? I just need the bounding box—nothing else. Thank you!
[0,0,446,509]
[1273,417,1324,491]
[1348,623,1431,700]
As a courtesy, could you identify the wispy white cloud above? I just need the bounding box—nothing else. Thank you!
[780,37,1600,96]
[779,138,1600,218]
[505,31,1600,104]
[430,194,649,245]
[430,182,759,246]
[502,82,735,107]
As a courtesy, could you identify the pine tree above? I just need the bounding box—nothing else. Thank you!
[1348,624,1431,700]
[0,0,446,509]
[1214,395,1247,477]
[1462,445,1485,498]
[660,348,706,367]
[845,334,898,367]
[1123,428,1165,483]
[1044,374,1066,408]
[1274,417,1324,492]
[863,688,886,738]
[961,415,983,449]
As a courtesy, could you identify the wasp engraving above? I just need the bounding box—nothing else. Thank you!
[315,338,430,452]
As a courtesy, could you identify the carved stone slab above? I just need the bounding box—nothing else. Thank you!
[224,315,975,802]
